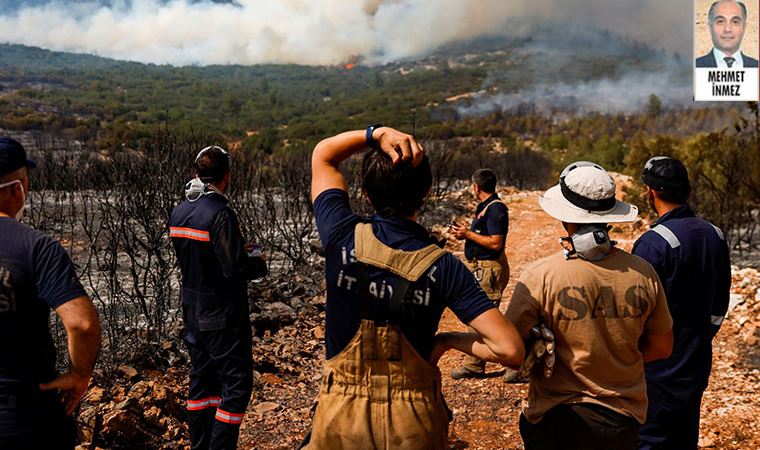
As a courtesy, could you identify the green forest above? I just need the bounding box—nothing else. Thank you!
[0,37,757,254]
[0,32,720,155]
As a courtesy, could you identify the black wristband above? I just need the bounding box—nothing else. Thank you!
[366,124,383,148]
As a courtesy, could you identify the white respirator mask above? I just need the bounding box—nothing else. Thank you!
[559,225,615,261]
[185,177,226,202]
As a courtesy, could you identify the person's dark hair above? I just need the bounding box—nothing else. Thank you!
[641,157,690,204]
[361,149,432,218]
[653,188,689,204]
[472,168,497,193]
[709,0,747,23]
[195,146,230,183]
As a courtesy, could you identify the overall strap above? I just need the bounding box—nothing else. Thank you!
[353,222,446,282]
[354,262,409,361]
[354,263,372,321]
[354,222,446,361]
[353,263,377,360]
[387,277,411,326]
[477,199,506,220]
[353,260,410,324]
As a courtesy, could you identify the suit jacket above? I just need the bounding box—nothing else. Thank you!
[696,49,759,68]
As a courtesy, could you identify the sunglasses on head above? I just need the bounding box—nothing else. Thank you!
[559,161,604,181]
[643,156,670,172]
[195,145,229,163]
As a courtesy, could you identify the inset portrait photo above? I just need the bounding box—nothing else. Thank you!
[694,0,759,100]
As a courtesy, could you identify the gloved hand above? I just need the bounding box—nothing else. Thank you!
[518,324,555,379]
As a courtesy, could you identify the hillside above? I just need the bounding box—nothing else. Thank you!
[0,21,697,146]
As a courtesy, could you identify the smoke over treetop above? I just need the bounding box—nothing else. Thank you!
[0,0,691,66]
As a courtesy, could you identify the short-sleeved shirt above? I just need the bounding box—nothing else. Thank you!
[314,189,495,359]
[505,250,672,424]
[464,193,509,261]
[633,204,731,393]
[0,217,86,386]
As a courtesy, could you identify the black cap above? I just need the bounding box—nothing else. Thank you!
[641,156,690,193]
[0,136,36,177]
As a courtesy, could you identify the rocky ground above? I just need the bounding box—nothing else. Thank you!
[76,186,760,449]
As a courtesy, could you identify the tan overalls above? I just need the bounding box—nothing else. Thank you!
[462,199,509,374]
[466,198,510,301]
[305,223,450,450]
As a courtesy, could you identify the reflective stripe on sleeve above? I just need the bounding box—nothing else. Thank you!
[710,224,725,241]
[187,396,222,411]
[711,315,725,326]
[215,408,245,424]
[651,224,681,249]
[170,227,211,242]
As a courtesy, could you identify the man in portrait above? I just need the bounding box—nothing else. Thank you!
[696,0,759,68]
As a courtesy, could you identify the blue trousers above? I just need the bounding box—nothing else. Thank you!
[185,325,253,450]
[0,388,76,450]
[639,380,702,450]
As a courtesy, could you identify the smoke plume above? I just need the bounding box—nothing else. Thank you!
[456,72,692,116]
[0,0,692,66]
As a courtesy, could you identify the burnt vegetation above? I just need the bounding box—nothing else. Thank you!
[23,99,760,381]
[0,36,758,447]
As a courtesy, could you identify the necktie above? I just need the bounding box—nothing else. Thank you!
[724,56,735,68]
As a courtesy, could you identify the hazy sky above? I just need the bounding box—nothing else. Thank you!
[0,0,692,66]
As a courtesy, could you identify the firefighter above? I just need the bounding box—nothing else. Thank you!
[0,136,101,450]
[303,125,524,449]
[636,157,731,449]
[169,146,267,450]
[449,168,511,380]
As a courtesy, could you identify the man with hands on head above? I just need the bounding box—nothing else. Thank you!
[0,136,101,450]
[304,125,524,449]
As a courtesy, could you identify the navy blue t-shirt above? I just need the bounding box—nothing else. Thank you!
[0,217,86,386]
[314,189,495,360]
[464,193,509,261]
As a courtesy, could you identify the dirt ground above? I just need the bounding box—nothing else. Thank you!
[237,188,760,450]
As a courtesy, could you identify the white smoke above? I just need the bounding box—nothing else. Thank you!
[456,72,691,116]
[0,0,692,66]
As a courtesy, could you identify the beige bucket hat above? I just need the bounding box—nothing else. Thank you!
[539,161,638,223]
